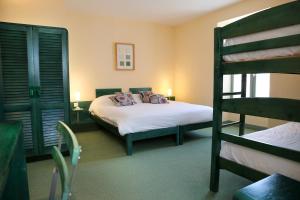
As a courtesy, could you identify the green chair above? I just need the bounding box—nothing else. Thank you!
[49,146,70,200]
[49,121,81,200]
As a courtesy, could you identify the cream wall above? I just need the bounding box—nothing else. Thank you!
[0,0,175,101]
[174,0,296,127]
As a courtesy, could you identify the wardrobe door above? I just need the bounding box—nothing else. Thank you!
[34,27,69,154]
[0,23,38,155]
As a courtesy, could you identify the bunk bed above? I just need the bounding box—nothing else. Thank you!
[90,88,212,155]
[210,1,300,192]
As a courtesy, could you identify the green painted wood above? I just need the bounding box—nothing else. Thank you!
[129,87,152,94]
[0,121,29,200]
[233,174,300,200]
[222,98,300,122]
[70,101,93,124]
[211,1,300,193]
[223,34,300,55]
[222,57,300,75]
[95,88,122,98]
[220,133,300,162]
[166,96,175,101]
[219,158,267,182]
[179,121,212,145]
[210,27,223,192]
[239,74,246,136]
[91,113,179,155]
[51,146,70,200]
[35,27,69,155]
[0,22,69,158]
[57,121,81,166]
[0,23,36,155]
[125,135,133,156]
[130,126,178,141]
[221,1,300,38]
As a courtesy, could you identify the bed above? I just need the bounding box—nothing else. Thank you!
[89,88,213,155]
[210,1,300,192]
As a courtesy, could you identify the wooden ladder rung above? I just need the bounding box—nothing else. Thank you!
[222,92,242,96]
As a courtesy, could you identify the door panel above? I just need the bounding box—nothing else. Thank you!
[0,24,37,155]
[36,27,69,154]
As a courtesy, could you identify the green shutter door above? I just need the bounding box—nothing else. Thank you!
[34,27,69,154]
[0,24,38,155]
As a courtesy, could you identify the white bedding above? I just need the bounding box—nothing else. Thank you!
[220,122,300,181]
[223,24,300,62]
[89,95,213,135]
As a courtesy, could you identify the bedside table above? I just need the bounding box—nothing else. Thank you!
[73,107,84,123]
[166,96,175,101]
[70,101,98,132]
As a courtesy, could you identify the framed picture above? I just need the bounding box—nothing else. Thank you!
[115,43,135,70]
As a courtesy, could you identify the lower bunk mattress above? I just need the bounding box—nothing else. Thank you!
[220,122,300,181]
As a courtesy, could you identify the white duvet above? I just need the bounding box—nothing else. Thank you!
[89,95,213,135]
[223,24,300,62]
[220,122,300,181]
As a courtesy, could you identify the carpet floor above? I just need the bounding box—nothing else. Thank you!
[28,127,252,200]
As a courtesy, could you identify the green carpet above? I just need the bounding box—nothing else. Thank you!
[27,127,252,200]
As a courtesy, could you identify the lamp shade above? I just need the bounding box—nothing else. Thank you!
[75,91,81,101]
[167,88,172,96]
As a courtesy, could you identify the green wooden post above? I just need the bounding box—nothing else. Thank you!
[126,134,133,156]
[239,74,247,136]
[210,27,223,192]
[179,126,184,145]
[175,126,180,146]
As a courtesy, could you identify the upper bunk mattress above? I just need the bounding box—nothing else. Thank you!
[220,122,300,181]
[223,24,300,62]
[89,95,213,135]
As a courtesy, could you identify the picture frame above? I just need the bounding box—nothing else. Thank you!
[115,43,135,70]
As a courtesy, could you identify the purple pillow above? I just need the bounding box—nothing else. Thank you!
[149,94,169,104]
[109,92,136,106]
[139,91,153,103]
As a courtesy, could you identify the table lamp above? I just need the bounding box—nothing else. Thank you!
[74,91,80,109]
[167,88,172,97]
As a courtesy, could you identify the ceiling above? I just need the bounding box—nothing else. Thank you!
[65,0,241,26]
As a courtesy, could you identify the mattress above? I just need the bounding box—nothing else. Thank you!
[220,122,300,181]
[89,95,213,135]
[223,24,300,62]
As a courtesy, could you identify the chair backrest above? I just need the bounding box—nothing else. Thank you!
[50,146,70,200]
[56,121,81,166]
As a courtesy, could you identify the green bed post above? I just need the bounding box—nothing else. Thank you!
[126,134,133,156]
[176,126,180,146]
[179,126,184,145]
[239,74,247,136]
[210,27,223,192]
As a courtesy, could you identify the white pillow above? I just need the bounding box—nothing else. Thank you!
[132,94,142,104]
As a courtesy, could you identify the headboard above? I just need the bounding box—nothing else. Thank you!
[95,88,122,98]
[129,87,152,94]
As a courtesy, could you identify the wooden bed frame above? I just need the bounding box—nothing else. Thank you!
[90,88,212,155]
[210,1,300,192]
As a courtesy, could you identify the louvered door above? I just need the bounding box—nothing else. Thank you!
[0,24,38,155]
[34,27,70,154]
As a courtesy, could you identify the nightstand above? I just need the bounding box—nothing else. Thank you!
[70,101,98,132]
[166,96,175,101]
